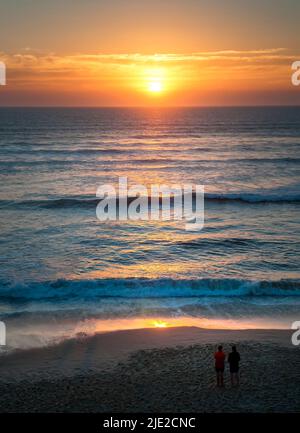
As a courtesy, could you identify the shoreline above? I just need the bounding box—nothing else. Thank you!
[0,326,294,381]
[0,327,299,412]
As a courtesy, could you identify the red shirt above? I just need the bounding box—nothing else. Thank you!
[214,351,225,369]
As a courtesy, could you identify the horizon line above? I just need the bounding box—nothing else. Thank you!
[0,105,299,109]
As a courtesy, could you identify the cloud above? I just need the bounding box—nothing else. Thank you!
[0,48,299,106]
[1,48,298,72]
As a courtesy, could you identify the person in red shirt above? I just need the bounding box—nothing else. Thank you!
[214,345,226,387]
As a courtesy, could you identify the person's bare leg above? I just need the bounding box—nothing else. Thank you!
[216,372,219,386]
[220,373,224,387]
[230,373,234,386]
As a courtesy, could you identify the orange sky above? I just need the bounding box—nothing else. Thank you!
[0,0,299,106]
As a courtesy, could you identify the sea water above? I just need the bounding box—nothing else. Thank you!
[0,107,299,350]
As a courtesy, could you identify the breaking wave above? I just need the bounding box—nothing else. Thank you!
[1,277,300,302]
[1,189,300,210]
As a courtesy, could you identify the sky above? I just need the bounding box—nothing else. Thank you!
[0,0,299,106]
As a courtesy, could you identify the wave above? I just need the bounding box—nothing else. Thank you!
[176,238,291,250]
[1,190,300,210]
[0,148,129,155]
[0,278,300,302]
[205,192,300,203]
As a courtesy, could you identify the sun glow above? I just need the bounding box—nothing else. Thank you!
[143,67,167,95]
[148,80,163,93]
[153,320,168,328]
[78,316,289,337]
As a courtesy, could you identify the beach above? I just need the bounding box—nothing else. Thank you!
[0,107,299,413]
[0,326,299,413]
[1,0,300,419]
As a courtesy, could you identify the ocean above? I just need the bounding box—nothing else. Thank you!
[0,106,299,351]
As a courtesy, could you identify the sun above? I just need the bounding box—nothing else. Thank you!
[153,320,168,328]
[148,80,163,93]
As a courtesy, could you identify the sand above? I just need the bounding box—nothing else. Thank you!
[0,327,299,412]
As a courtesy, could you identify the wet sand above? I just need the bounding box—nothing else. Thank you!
[0,327,299,412]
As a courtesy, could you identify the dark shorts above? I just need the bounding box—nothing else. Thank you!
[230,366,239,373]
[215,367,224,373]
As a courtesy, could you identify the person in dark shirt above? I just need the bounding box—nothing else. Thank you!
[214,345,226,387]
[228,345,240,387]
